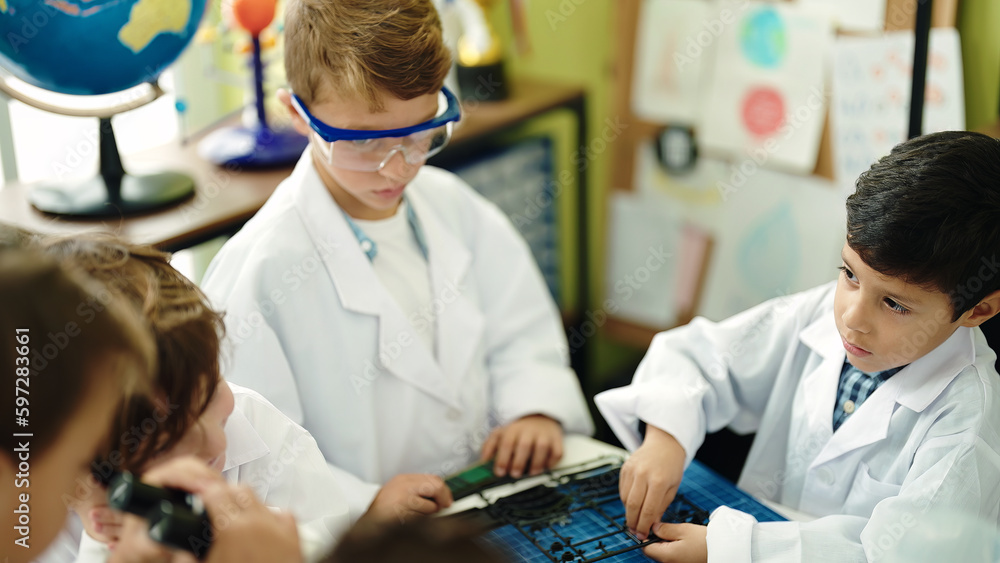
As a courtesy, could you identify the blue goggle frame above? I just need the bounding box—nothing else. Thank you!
[290,87,462,142]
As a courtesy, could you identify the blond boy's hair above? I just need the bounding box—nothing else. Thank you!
[285,0,453,111]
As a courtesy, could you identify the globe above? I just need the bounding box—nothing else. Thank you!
[0,0,208,96]
[0,0,208,217]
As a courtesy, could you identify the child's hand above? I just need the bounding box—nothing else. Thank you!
[84,505,125,546]
[109,513,183,563]
[110,456,302,563]
[480,414,564,478]
[69,475,124,545]
[364,474,453,524]
[620,425,686,540]
[642,523,708,563]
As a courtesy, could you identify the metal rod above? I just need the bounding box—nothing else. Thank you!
[0,72,163,119]
[251,36,268,131]
[98,117,126,202]
[0,92,18,183]
[908,0,933,139]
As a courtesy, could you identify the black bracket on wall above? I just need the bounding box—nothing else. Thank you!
[908,0,934,139]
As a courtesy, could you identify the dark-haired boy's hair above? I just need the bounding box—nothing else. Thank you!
[322,518,505,563]
[847,131,1000,321]
[42,235,224,471]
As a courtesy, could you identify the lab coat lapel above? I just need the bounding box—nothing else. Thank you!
[376,297,463,409]
[798,316,893,468]
[221,403,271,497]
[834,327,974,454]
[795,317,842,455]
[891,326,973,412]
[809,323,974,468]
[292,152,381,317]
[818,387,895,466]
[293,157,462,408]
[408,192,484,387]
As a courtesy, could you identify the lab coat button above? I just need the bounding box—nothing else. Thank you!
[447,408,461,421]
[817,467,835,486]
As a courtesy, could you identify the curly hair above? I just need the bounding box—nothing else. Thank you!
[41,234,224,471]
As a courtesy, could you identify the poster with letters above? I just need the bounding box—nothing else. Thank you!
[832,28,965,195]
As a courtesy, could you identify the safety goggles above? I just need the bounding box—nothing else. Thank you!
[290,87,462,172]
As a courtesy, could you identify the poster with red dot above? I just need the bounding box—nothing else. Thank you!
[699,2,833,175]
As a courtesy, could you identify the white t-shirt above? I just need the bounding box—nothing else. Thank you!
[353,201,436,355]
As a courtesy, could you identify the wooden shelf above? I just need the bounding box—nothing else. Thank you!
[452,78,585,145]
[0,77,585,252]
[603,316,666,350]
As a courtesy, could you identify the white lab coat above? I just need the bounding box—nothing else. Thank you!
[69,384,350,563]
[596,282,1000,562]
[201,152,594,519]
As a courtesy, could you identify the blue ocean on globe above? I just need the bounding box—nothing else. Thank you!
[0,0,207,96]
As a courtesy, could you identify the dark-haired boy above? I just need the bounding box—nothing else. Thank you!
[597,131,1000,562]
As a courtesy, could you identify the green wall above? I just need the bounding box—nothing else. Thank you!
[958,0,1000,130]
[489,1,645,392]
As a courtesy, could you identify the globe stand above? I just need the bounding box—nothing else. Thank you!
[197,36,307,168]
[29,117,195,218]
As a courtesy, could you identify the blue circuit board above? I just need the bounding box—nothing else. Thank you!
[475,460,785,562]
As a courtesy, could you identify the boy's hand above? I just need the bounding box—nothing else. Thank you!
[109,456,302,563]
[480,414,564,478]
[84,506,125,546]
[642,523,708,563]
[364,474,453,524]
[620,425,686,540]
[110,513,185,563]
[198,481,301,563]
[70,475,124,545]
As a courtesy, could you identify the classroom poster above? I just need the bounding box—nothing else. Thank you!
[631,0,714,124]
[699,2,833,175]
[633,142,846,321]
[831,28,965,195]
[604,190,683,328]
